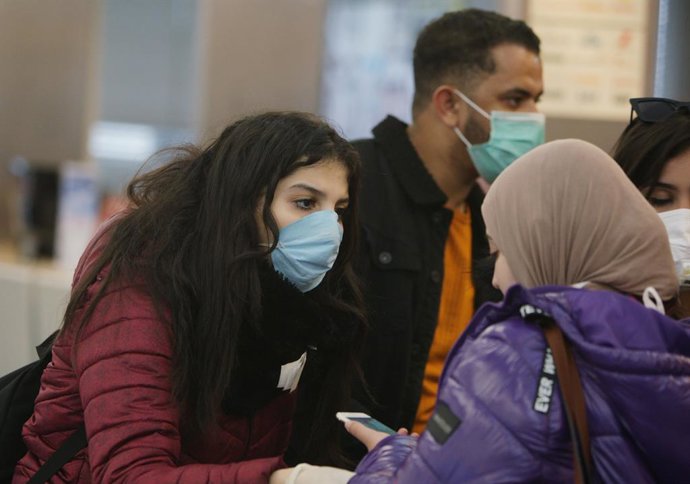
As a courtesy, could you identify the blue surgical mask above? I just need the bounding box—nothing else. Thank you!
[453,89,545,183]
[270,210,343,292]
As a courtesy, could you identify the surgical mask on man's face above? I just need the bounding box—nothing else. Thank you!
[658,208,690,286]
[270,210,343,292]
[452,89,545,183]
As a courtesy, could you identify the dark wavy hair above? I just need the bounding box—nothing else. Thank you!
[612,112,690,193]
[62,111,366,464]
[412,8,541,116]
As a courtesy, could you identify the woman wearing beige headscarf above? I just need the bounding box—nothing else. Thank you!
[484,138,678,301]
[346,139,690,483]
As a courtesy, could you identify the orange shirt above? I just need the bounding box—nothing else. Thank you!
[413,206,474,433]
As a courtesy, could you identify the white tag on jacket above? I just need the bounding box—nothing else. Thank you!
[278,352,307,393]
[533,347,556,414]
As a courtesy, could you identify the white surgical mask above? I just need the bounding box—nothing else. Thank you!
[658,208,690,286]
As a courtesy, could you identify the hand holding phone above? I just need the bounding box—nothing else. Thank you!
[337,412,398,451]
[336,412,396,435]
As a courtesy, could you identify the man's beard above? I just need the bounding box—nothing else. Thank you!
[463,111,490,145]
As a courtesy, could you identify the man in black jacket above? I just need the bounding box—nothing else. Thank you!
[351,9,544,441]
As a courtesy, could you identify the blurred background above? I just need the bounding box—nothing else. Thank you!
[1,0,688,372]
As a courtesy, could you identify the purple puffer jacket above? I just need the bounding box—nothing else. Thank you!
[352,285,690,483]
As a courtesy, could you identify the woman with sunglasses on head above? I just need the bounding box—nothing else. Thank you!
[14,112,366,483]
[344,139,690,483]
[613,97,690,316]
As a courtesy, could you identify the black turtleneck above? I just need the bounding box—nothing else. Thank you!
[221,263,354,416]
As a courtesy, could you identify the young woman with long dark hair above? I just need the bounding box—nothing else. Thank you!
[14,112,366,483]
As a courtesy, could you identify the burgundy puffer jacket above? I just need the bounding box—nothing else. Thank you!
[13,227,296,483]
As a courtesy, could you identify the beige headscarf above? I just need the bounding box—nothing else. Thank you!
[482,138,678,300]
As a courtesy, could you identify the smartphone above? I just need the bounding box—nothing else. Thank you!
[336,412,396,435]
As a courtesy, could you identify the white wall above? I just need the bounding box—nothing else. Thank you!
[195,0,327,139]
[0,260,71,373]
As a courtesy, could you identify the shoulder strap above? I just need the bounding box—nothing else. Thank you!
[521,305,593,484]
[27,424,87,484]
[542,322,592,484]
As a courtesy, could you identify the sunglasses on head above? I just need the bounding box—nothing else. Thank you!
[629,97,690,123]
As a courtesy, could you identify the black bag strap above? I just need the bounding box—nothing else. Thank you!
[521,305,593,484]
[27,425,86,484]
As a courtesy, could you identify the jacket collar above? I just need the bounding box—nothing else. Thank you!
[372,116,447,206]
[467,284,690,357]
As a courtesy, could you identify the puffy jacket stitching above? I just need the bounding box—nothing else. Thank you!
[77,344,170,376]
[446,338,547,467]
[405,443,444,483]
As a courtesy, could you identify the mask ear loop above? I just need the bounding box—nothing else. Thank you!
[453,89,490,119]
[642,286,665,314]
[453,126,472,148]
[452,89,491,150]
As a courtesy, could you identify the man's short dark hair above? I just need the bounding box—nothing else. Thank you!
[412,8,541,114]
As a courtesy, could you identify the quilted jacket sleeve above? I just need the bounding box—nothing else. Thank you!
[72,278,285,483]
[349,435,418,483]
[351,319,571,483]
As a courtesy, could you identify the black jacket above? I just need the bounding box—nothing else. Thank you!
[352,116,502,431]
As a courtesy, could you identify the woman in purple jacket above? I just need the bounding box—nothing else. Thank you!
[346,139,690,483]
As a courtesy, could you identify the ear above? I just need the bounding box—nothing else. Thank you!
[431,85,466,128]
